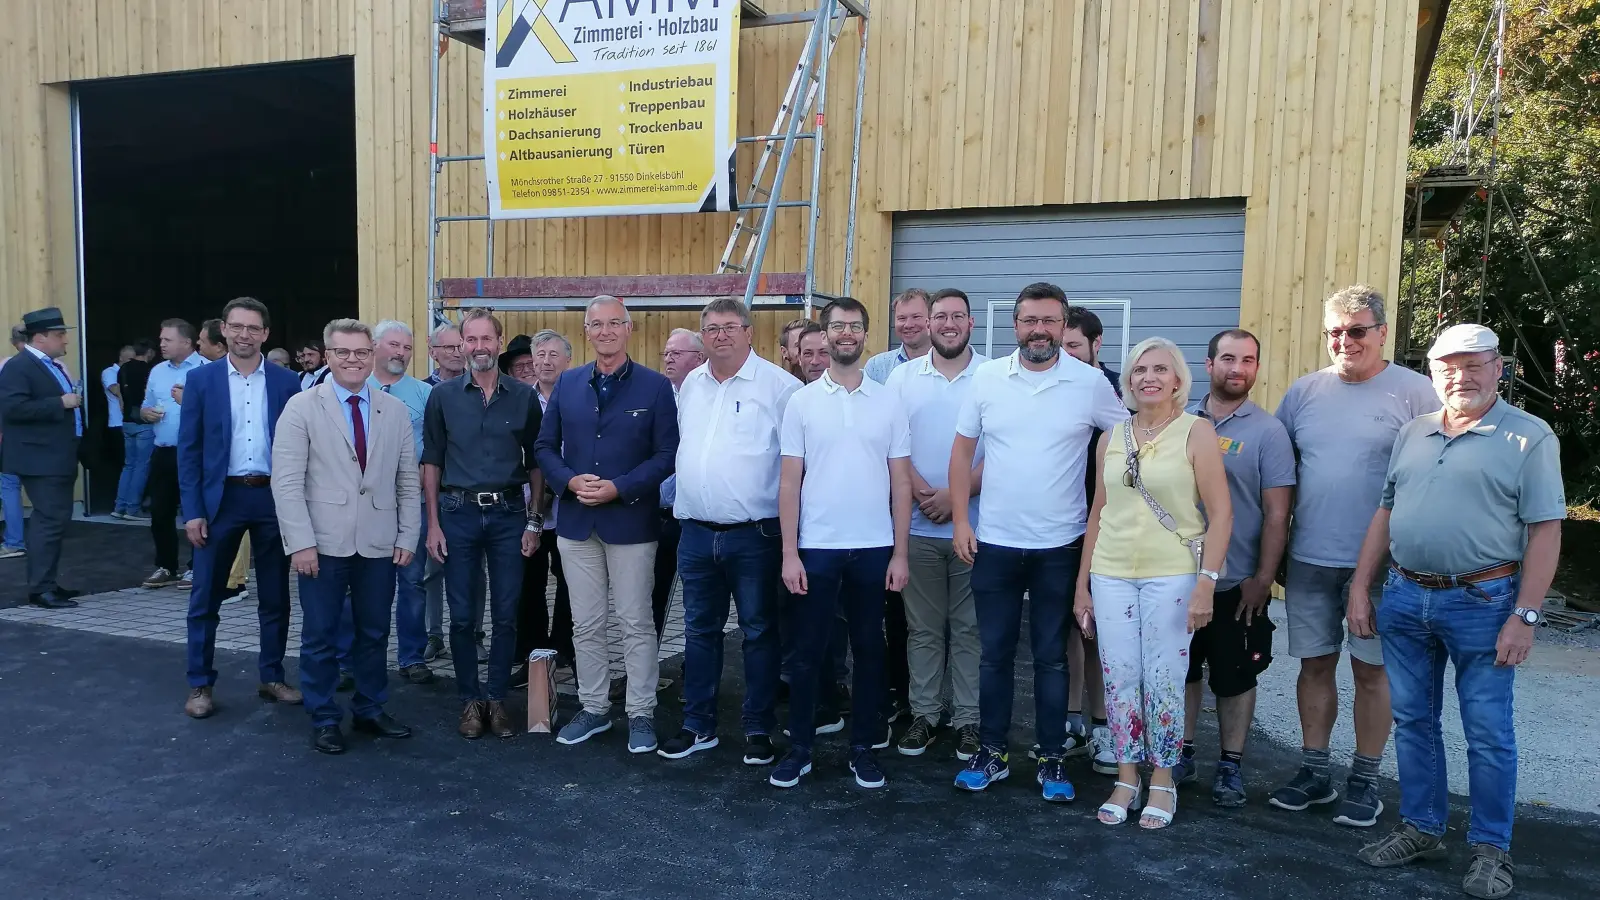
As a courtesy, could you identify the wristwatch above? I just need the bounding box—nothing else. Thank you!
[1512,607,1542,626]
[1198,568,1220,582]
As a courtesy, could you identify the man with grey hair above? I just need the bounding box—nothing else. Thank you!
[1270,284,1439,827]
[654,326,706,642]
[426,323,466,386]
[369,319,436,684]
[1348,324,1562,898]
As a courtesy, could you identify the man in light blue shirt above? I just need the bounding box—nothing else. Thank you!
[862,288,932,385]
[369,320,437,682]
[141,319,205,588]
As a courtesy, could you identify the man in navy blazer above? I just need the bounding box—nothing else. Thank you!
[177,297,302,719]
[534,295,678,753]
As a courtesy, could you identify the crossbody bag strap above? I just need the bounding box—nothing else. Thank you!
[1121,421,1205,562]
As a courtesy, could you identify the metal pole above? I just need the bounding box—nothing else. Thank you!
[841,5,869,299]
[486,218,495,277]
[742,7,829,309]
[802,0,837,317]
[1476,1,1506,323]
[426,1,444,338]
[70,88,91,513]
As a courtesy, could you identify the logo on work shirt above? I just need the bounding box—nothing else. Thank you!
[1218,437,1245,457]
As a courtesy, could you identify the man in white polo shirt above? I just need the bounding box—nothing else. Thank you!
[658,298,801,766]
[886,288,987,761]
[949,281,1128,802]
[774,297,912,791]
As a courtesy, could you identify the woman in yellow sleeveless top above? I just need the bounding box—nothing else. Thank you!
[1075,337,1232,829]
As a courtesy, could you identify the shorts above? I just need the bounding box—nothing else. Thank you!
[1185,585,1275,697]
[1283,559,1384,665]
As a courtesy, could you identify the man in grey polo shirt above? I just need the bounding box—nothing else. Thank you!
[1271,285,1439,826]
[1348,324,1562,900]
[1179,329,1295,808]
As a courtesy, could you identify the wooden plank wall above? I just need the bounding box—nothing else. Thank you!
[872,0,1419,406]
[0,0,1421,400]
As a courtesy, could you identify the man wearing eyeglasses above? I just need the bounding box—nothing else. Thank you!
[177,297,302,719]
[425,324,466,386]
[947,281,1127,801]
[658,299,799,765]
[655,328,706,643]
[535,296,678,753]
[1270,284,1439,828]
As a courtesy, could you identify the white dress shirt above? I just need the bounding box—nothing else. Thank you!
[954,349,1127,549]
[780,369,911,550]
[886,350,988,539]
[226,355,272,476]
[674,351,801,524]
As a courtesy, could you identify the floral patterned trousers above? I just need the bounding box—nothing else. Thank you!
[1089,573,1196,768]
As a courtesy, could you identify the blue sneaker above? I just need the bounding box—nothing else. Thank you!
[1174,752,1199,785]
[1037,756,1076,803]
[953,746,1010,792]
[850,747,886,789]
[770,748,813,789]
[555,710,612,745]
[1269,766,1339,811]
[1212,760,1247,808]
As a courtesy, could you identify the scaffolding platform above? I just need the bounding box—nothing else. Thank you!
[1404,165,1484,239]
[436,272,821,311]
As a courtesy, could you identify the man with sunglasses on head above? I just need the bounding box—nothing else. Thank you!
[1270,285,1438,828]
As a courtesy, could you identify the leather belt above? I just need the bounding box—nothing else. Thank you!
[444,488,524,508]
[1393,561,1520,589]
[225,475,271,487]
[687,518,776,532]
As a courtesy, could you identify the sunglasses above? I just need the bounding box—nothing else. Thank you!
[1325,325,1377,342]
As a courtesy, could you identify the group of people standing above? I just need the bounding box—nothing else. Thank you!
[0,277,1559,900]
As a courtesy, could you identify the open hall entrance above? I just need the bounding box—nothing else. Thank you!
[74,58,357,513]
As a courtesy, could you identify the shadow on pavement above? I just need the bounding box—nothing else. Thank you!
[0,520,155,608]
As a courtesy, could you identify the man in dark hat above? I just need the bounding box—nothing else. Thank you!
[0,307,84,608]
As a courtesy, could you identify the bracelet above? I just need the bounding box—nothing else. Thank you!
[524,522,542,534]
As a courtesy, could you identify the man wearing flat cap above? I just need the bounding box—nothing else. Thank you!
[1348,324,1563,900]
[0,308,84,608]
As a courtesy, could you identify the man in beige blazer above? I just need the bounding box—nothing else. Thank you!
[272,319,421,755]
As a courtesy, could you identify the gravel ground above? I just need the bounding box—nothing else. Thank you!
[1251,604,1600,815]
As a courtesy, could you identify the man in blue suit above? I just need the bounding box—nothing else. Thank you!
[178,297,302,719]
[535,295,678,753]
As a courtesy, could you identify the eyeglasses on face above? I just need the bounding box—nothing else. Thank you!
[931,312,969,325]
[662,349,701,359]
[328,348,373,361]
[1325,324,1378,342]
[586,319,628,331]
[227,323,266,337]
[699,324,746,338]
[1430,361,1494,379]
[431,343,462,354]
[1016,316,1064,329]
[826,321,866,335]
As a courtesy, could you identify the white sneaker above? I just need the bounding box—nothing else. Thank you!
[1092,724,1118,775]
[142,567,178,589]
[178,569,194,588]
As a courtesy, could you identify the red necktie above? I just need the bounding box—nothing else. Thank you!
[347,395,367,472]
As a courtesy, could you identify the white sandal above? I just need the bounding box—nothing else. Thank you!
[1140,784,1178,829]
[1097,779,1144,825]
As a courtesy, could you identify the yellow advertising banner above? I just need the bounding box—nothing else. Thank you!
[484,0,740,219]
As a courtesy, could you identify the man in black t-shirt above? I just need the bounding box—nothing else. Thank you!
[112,341,157,520]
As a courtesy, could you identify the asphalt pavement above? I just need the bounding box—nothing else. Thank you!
[1,620,1594,899]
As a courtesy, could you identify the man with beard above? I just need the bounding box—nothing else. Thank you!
[948,282,1126,801]
[775,296,911,790]
[422,308,544,739]
[177,297,302,718]
[536,296,677,753]
[1271,285,1438,827]
[369,320,434,685]
[420,321,480,661]
[885,288,987,760]
[659,299,799,765]
[1177,329,1295,806]
[1349,325,1562,900]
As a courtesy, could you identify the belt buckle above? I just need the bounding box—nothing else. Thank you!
[474,491,498,507]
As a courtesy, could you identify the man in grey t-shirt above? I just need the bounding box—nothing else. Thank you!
[1181,329,1296,808]
[1269,285,1439,828]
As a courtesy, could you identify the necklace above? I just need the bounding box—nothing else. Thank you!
[1134,408,1180,439]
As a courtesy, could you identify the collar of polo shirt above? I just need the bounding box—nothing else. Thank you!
[1002,348,1072,383]
[691,349,759,385]
[819,368,876,395]
[912,350,982,379]
[1417,395,1505,437]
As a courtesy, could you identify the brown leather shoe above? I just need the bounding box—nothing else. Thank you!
[257,681,304,704]
[184,686,215,719]
[459,700,489,739]
[488,700,514,739]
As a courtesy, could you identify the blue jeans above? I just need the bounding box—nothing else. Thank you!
[970,541,1079,753]
[0,472,24,550]
[115,423,155,514]
[786,546,889,750]
[185,483,291,687]
[679,519,783,738]
[1378,568,1519,850]
[299,554,395,727]
[393,504,430,667]
[438,494,526,701]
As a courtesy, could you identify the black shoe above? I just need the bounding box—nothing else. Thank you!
[835,682,852,716]
[311,725,346,755]
[743,734,776,766]
[54,587,82,600]
[509,665,529,689]
[336,670,355,692]
[399,663,435,685]
[28,591,79,610]
[657,728,719,759]
[352,714,413,739]
[885,696,910,725]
